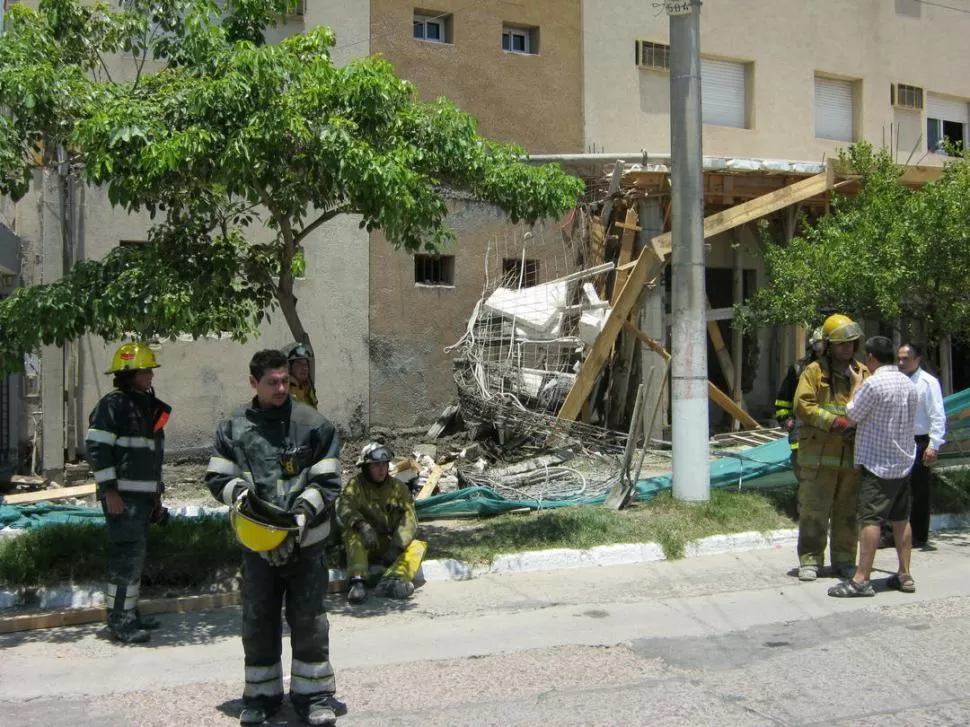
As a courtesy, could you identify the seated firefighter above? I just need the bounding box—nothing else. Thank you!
[337,443,426,604]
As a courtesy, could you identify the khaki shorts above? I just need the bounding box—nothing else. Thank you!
[858,467,911,525]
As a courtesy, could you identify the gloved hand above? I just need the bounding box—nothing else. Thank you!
[260,536,295,567]
[355,521,380,551]
[832,415,852,432]
[380,544,404,567]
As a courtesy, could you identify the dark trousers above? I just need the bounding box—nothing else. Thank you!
[910,434,932,545]
[240,543,335,716]
[102,492,154,629]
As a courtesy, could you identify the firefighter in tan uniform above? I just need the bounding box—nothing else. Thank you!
[794,314,869,581]
[337,443,426,604]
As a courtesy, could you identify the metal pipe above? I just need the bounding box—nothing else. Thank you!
[669,0,711,503]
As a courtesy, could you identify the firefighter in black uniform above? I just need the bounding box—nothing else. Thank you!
[205,349,346,727]
[85,342,171,644]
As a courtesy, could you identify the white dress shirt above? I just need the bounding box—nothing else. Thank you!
[910,367,946,450]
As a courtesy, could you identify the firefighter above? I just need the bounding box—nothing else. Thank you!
[85,342,172,644]
[286,343,318,410]
[775,327,825,478]
[338,442,426,604]
[793,313,869,581]
[205,349,345,726]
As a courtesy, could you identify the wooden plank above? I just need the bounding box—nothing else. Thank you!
[8,475,47,486]
[555,244,666,422]
[622,322,760,430]
[706,298,736,389]
[426,403,459,440]
[651,171,834,256]
[611,208,639,305]
[4,484,96,505]
[416,462,454,501]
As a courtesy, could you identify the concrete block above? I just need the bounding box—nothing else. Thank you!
[725,531,770,552]
[491,548,592,574]
[420,559,473,581]
[766,528,799,546]
[0,589,20,609]
[931,513,970,531]
[37,585,104,610]
[684,534,732,558]
[589,543,666,567]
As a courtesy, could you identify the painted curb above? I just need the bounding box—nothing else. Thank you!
[1,515,967,607]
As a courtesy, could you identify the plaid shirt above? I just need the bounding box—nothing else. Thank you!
[846,364,918,478]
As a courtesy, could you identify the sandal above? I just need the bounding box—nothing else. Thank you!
[827,579,875,598]
[886,573,916,593]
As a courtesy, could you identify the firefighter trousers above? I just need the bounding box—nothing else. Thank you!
[102,492,154,630]
[797,467,860,568]
[345,529,426,583]
[240,542,336,718]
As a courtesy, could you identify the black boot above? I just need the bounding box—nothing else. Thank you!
[109,622,151,644]
[134,608,161,629]
[347,577,367,604]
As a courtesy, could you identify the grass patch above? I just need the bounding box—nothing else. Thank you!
[0,515,240,588]
[426,489,795,564]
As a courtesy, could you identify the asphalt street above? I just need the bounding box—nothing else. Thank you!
[3,533,969,726]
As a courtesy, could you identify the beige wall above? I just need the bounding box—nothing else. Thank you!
[369,0,583,153]
[368,200,574,426]
[584,0,970,163]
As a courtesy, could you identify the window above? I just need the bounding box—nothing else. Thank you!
[891,83,924,111]
[701,58,749,129]
[502,25,537,55]
[927,93,968,155]
[413,11,450,43]
[503,258,540,288]
[815,76,856,142]
[413,254,455,286]
[635,41,670,71]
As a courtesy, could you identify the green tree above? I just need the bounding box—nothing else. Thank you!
[744,142,970,345]
[0,0,583,371]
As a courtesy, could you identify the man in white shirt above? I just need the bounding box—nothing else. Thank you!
[829,336,918,598]
[898,343,946,549]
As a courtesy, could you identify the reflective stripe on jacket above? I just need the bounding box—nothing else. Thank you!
[204,398,342,548]
[795,358,868,470]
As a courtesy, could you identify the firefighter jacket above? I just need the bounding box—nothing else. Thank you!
[775,353,817,451]
[795,357,869,471]
[337,474,417,550]
[289,380,318,410]
[85,388,171,497]
[205,398,342,548]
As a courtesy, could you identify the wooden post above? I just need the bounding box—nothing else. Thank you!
[706,297,736,389]
[731,228,745,431]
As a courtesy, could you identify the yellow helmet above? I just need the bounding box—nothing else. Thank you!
[106,342,160,374]
[229,496,298,552]
[822,314,863,344]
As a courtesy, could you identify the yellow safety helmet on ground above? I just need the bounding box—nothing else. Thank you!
[106,342,160,374]
[230,495,299,552]
[821,314,863,344]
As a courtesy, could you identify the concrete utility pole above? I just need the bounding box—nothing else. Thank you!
[668,0,710,502]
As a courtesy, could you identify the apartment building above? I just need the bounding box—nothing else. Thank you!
[9,0,970,474]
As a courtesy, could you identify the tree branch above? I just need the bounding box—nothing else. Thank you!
[293,206,348,246]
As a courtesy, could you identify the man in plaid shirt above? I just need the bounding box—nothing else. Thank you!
[829,336,918,598]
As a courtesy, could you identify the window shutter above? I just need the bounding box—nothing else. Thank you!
[815,77,854,142]
[701,59,746,129]
[927,94,969,125]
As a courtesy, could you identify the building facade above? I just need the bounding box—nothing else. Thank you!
[7,0,970,473]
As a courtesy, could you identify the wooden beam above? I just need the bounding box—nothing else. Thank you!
[706,298,736,388]
[611,208,639,305]
[622,322,760,430]
[416,463,453,501]
[4,484,96,505]
[651,171,834,256]
[555,245,666,422]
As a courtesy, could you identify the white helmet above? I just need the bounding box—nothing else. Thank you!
[356,442,394,467]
